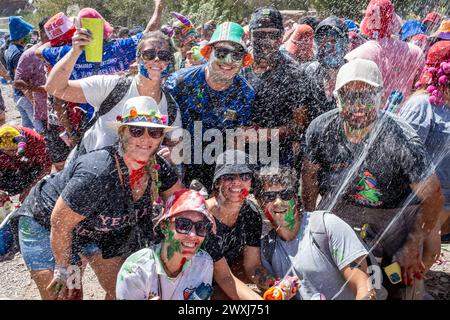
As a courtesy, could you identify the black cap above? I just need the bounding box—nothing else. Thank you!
[249,7,284,31]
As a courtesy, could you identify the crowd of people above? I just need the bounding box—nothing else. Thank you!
[0,0,448,301]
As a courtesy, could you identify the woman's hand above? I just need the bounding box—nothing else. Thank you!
[72,28,93,55]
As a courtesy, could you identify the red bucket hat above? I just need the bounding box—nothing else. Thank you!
[153,189,216,233]
[78,8,114,40]
[44,12,76,47]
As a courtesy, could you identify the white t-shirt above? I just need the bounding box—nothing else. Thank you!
[116,245,214,300]
[80,75,182,153]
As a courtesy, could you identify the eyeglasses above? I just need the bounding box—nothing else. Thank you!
[260,188,296,202]
[174,217,211,237]
[140,49,172,62]
[338,91,380,106]
[213,47,246,61]
[221,173,253,182]
[128,126,165,139]
[251,30,283,40]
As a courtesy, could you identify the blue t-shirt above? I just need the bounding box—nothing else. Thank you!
[4,43,25,97]
[164,64,254,136]
[42,33,143,80]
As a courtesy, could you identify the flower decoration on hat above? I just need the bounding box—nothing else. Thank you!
[120,107,168,125]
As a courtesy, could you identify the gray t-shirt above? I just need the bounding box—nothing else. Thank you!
[261,212,368,300]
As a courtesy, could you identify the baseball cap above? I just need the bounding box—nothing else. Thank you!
[423,12,442,25]
[334,58,383,94]
[77,8,114,39]
[249,7,284,31]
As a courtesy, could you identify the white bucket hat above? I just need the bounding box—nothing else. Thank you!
[109,96,176,131]
[334,58,384,96]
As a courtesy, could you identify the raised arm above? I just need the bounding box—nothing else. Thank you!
[144,0,165,33]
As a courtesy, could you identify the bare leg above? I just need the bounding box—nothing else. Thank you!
[30,269,56,300]
[85,253,124,300]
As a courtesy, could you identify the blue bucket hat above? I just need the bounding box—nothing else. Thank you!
[400,20,426,41]
[9,16,34,41]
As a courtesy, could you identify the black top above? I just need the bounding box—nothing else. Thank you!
[305,109,432,209]
[18,145,178,258]
[242,51,307,166]
[300,61,339,124]
[202,200,262,265]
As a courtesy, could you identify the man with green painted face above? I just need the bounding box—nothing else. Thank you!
[5,16,36,130]
[302,58,444,299]
[257,166,377,300]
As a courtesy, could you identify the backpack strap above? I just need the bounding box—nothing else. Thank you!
[79,76,133,138]
[309,210,335,266]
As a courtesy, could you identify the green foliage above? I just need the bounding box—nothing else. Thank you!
[22,0,450,30]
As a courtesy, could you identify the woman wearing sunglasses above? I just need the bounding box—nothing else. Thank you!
[14,96,183,300]
[45,28,182,157]
[256,167,377,300]
[201,150,274,300]
[117,189,216,300]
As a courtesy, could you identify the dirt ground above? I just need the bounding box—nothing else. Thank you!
[0,84,448,300]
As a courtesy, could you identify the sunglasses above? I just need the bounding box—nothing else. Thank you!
[213,47,246,61]
[174,217,211,237]
[339,91,380,106]
[221,173,253,182]
[260,188,296,203]
[140,49,172,62]
[128,126,165,139]
[252,30,283,40]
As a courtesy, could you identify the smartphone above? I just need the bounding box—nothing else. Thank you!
[384,262,402,284]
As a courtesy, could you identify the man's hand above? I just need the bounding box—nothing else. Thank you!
[393,240,426,286]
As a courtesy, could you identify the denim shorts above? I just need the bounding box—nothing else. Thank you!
[18,216,100,271]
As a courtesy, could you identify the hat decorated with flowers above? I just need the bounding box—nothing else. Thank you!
[110,96,176,131]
